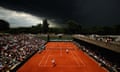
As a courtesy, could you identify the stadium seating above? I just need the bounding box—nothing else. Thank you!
[0,34,46,71]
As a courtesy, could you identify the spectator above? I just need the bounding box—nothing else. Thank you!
[0,34,46,71]
[77,43,119,72]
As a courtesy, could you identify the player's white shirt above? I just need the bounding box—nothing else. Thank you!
[66,49,69,52]
[51,59,55,63]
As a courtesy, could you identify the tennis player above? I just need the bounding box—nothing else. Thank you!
[51,58,56,67]
[66,49,69,54]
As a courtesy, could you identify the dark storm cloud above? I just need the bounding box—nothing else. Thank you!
[0,0,120,27]
[74,0,120,26]
[0,0,74,19]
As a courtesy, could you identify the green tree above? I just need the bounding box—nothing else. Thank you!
[42,19,49,33]
[35,24,42,33]
[0,19,10,31]
[66,20,81,34]
[102,26,113,34]
[113,25,120,34]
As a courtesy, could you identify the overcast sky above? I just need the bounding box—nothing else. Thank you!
[0,7,62,28]
[0,7,43,28]
[0,0,120,27]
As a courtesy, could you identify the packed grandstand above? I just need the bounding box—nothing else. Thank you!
[75,42,120,72]
[0,34,46,71]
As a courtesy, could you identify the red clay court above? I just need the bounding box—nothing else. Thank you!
[17,41,108,72]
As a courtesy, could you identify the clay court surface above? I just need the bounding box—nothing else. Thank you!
[17,42,108,72]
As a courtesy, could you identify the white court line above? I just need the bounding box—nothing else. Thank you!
[72,44,86,66]
[38,50,49,66]
[47,47,73,48]
[38,65,84,67]
[71,50,81,67]
[60,47,62,56]
[72,50,86,67]
[44,55,52,67]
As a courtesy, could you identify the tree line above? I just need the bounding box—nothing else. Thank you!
[0,19,120,34]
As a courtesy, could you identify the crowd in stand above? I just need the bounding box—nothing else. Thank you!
[89,35,120,45]
[75,42,120,72]
[89,35,113,43]
[0,34,46,71]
